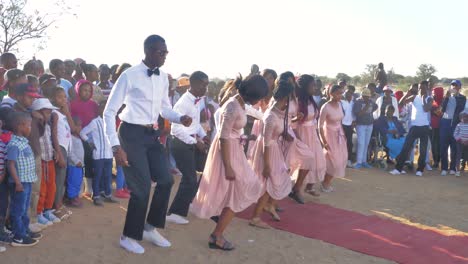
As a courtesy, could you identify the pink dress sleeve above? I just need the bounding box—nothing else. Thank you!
[319,103,328,128]
[219,101,237,139]
[263,113,277,147]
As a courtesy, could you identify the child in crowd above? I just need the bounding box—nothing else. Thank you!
[80,101,118,206]
[34,99,62,226]
[454,111,468,177]
[0,108,12,249]
[67,117,84,207]
[49,87,72,219]
[70,80,98,199]
[1,69,27,107]
[7,112,41,246]
[12,83,45,233]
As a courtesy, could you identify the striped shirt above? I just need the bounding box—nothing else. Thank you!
[39,124,54,161]
[7,135,37,183]
[454,123,468,142]
[80,116,113,160]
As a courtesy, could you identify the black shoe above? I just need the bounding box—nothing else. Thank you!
[210,216,219,223]
[28,231,43,240]
[93,197,104,206]
[289,191,305,204]
[0,228,12,243]
[11,236,39,247]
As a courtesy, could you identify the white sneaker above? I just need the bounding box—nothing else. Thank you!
[389,169,401,175]
[346,160,353,168]
[425,164,433,171]
[0,246,5,252]
[401,170,407,174]
[455,171,461,177]
[29,222,45,233]
[441,170,448,176]
[37,214,53,227]
[120,236,145,254]
[143,229,171,248]
[166,214,189,225]
[416,171,423,177]
[44,210,61,223]
[449,170,456,175]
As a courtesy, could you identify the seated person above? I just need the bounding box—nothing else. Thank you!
[375,105,406,160]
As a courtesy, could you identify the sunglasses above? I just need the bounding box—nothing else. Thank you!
[154,49,169,57]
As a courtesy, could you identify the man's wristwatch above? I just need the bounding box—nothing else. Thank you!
[112,145,121,153]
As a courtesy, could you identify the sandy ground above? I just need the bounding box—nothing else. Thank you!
[2,166,468,264]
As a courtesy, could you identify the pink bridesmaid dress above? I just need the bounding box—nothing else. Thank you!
[295,104,327,183]
[319,102,348,178]
[249,106,292,200]
[191,98,263,219]
[284,99,315,172]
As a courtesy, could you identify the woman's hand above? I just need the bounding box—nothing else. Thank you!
[292,112,304,123]
[263,165,271,179]
[225,165,236,181]
[283,132,294,142]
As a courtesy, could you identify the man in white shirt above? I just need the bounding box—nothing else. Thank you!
[391,80,433,176]
[103,35,192,255]
[341,86,355,167]
[167,71,210,225]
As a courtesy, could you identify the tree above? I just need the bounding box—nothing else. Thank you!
[336,73,351,83]
[0,0,74,53]
[360,64,377,85]
[416,64,437,80]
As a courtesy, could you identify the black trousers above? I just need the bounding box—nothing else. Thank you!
[83,140,94,179]
[119,122,173,241]
[342,125,354,161]
[431,127,440,165]
[396,126,430,172]
[168,137,199,217]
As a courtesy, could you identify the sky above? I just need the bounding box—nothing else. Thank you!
[17,0,468,80]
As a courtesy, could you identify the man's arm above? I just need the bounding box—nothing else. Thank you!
[103,72,129,147]
[160,76,182,124]
[171,99,197,144]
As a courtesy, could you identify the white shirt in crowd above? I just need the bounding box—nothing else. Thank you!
[80,116,113,160]
[0,96,16,108]
[171,92,206,145]
[68,135,84,166]
[53,109,72,153]
[374,96,399,119]
[410,95,431,127]
[103,62,182,147]
[341,99,355,126]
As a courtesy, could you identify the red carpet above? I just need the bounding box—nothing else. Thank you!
[237,200,468,264]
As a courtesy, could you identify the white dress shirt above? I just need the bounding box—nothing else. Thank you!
[171,92,206,145]
[103,62,182,147]
[341,99,355,126]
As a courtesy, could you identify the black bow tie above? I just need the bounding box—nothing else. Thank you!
[147,68,160,77]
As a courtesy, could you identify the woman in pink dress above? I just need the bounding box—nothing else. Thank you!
[295,75,327,196]
[278,72,315,204]
[249,80,294,227]
[191,75,269,251]
[319,85,348,192]
[246,69,277,160]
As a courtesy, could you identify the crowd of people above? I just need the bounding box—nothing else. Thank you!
[0,34,465,255]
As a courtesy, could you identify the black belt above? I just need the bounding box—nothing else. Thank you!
[122,121,161,137]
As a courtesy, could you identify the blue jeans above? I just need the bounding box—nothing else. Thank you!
[93,159,113,199]
[440,119,457,171]
[0,180,9,219]
[356,125,373,164]
[9,182,32,239]
[116,166,126,190]
[67,166,83,199]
